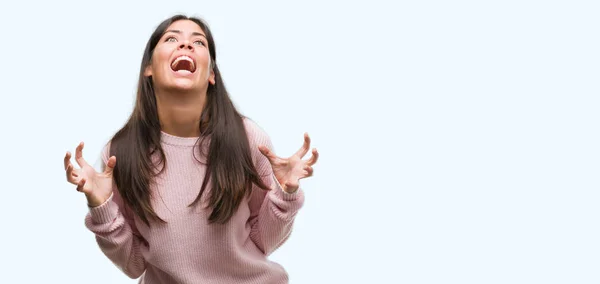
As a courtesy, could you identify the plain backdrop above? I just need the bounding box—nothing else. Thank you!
[0,0,598,283]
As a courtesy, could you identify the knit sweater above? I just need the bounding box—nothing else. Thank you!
[84,118,305,284]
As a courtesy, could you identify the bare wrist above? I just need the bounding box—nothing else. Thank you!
[86,194,106,208]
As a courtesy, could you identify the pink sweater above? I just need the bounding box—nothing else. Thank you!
[84,119,304,284]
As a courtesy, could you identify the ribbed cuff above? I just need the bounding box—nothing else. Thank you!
[88,193,118,224]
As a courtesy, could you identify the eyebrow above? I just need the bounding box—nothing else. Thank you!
[164,29,207,38]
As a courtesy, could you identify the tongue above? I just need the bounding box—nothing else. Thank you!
[172,60,193,72]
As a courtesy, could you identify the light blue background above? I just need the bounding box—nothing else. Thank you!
[0,0,598,283]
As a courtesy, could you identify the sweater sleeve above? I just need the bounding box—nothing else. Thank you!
[83,144,147,279]
[245,119,305,256]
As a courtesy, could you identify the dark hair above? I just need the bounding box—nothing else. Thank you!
[109,14,268,225]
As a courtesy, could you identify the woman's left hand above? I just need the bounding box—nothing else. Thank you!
[259,133,319,194]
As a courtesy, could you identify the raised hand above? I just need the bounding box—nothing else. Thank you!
[258,133,319,194]
[64,142,116,207]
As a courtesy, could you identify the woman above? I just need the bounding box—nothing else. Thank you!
[63,14,318,284]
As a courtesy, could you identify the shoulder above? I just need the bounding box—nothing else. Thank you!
[242,117,275,176]
[242,116,273,149]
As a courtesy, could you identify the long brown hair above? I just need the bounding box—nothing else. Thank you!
[109,15,268,225]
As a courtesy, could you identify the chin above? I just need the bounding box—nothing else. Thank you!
[169,78,199,92]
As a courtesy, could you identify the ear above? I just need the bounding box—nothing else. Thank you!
[208,70,215,85]
[143,64,153,77]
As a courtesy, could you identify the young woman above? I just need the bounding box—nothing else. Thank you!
[63,14,318,284]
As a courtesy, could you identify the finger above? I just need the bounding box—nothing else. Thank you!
[258,146,277,163]
[299,166,313,179]
[305,165,314,177]
[66,164,77,184]
[75,142,90,168]
[64,151,72,170]
[306,148,319,166]
[104,156,117,175]
[294,133,311,158]
[76,177,86,192]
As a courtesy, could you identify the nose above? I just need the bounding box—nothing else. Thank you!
[178,41,194,51]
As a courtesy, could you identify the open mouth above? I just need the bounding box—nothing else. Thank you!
[170,55,196,74]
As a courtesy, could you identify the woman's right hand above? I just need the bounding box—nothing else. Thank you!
[64,142,116,207]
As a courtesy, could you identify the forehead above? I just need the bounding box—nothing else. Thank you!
[166,20,205,35]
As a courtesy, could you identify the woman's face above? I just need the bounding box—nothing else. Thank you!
[144,20,215,92]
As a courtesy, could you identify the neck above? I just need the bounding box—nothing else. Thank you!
[155,89,207,138]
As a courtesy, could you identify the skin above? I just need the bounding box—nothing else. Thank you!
[144,20,215,138]
[64,20,319,208]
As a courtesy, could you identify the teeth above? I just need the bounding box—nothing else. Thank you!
[171,56,195,71]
